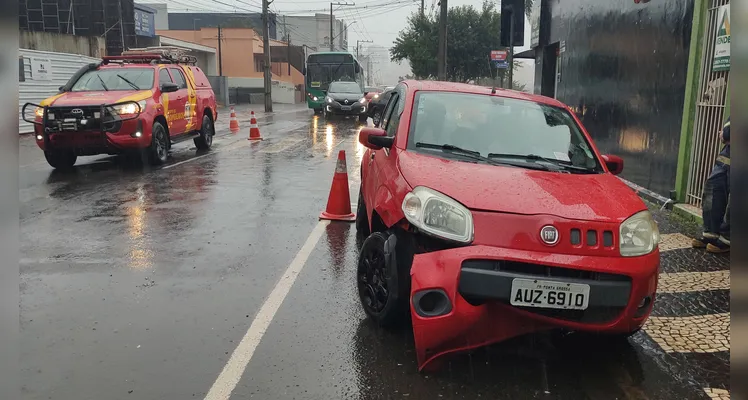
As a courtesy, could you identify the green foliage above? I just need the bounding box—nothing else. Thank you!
[390,1,522,82]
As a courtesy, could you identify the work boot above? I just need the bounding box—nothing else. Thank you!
[706,238,730,254]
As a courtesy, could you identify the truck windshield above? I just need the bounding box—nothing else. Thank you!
[71,68,154,92]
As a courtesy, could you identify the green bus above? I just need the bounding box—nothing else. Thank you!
[304,51,365,113]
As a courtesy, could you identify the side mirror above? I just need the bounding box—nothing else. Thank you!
[355,65,360,73]
[363,92,368,96]
[359,127,394,150]
[302,67,306,75]
[601,154,624,175]
[160,82,179,93]
[58,86,66,92]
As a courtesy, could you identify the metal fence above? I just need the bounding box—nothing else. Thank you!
[685,0,730,208]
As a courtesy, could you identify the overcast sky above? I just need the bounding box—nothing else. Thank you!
[162,0,534,88]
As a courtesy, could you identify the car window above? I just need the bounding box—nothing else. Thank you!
[381,93,400,137]
[159,69,172,84]
[169,68,188,89]
[407,91,602,170]
[70,68,154,91]
[328,81,361,93]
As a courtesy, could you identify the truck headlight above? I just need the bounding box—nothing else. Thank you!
[619,210,660,257]
[402,186,474,243]
[34,107,44,118]
[114,100,146,116]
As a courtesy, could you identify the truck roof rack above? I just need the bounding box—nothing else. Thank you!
[103,47,198,65]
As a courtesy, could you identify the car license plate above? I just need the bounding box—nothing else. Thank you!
[510,278,590,310]
[341,105,352,111]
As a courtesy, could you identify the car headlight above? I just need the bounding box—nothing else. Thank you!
[359,97,366,104]
[373,94,379,99]
[326,97,333,103]
[402,186,474,243]
[619,210,660,257]
[34,107,44,118]
[114,100,146,115]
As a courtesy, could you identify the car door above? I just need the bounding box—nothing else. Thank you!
[179,65,199,132]
[364,90,402,215]
[167,67,189,135]
[158,68,179,134]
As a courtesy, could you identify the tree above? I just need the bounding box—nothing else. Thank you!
[391,2,522,83]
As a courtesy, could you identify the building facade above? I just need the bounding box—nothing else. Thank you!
[528,0,695,197]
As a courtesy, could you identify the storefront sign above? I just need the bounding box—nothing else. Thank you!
[134,7,155,37]
[713,4,730,71]
[530,0,541,48]
[490,50,509,69]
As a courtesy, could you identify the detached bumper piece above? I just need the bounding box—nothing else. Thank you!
[22,101,143,152]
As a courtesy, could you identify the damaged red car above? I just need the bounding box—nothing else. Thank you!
[355,81,661,371]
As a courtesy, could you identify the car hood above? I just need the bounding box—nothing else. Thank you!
[327,92,363,102]
[41,90,153,107]
[397,151,645,222]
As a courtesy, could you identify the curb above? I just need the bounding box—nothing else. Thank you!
[672,203,704,225]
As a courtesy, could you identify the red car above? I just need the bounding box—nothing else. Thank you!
[355,81,660,371]
[23,50,217,169]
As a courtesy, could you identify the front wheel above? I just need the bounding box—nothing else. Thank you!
[148,121,169,165]
[358,114,368,123]
[355,189,370,237]
[194,114,214,150]
[372,110,382,126]
[44,151,77,169]
[357,231,412,328]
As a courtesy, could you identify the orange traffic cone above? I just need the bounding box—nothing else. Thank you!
[320,150,355,222]
[248,111,262,140]
[229,107,240,133]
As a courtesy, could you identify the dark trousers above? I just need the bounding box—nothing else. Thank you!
[701,172,730,240]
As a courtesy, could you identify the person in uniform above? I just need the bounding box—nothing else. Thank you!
[692,117,730,253]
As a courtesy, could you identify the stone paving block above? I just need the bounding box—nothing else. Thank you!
[644,313,730,354]
[658,233,694,252]
[704,387,730,399]
[657,271,731,293]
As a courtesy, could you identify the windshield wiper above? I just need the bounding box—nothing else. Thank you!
[415,142,551,171]
[487,153,598,173]
[96,74,109,91]
[116,74,140,90]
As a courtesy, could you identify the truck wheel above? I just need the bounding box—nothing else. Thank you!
[314,108,322,115]
[44,151,77,170]
[194,114,214,150]
[357,230,413,329]
[148,121,169,165]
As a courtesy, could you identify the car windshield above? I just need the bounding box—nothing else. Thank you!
[329,81,362,93]
[70,68,154,91]
[408,92,602,172]
[365,87,381,93]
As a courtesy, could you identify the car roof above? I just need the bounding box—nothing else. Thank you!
[401,80,566,108]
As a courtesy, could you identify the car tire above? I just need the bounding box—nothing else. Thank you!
[358,114,368,123]
[357,230,413,329]
[194,114,214,150]
[372,110,382,126]
[355,189,371,237]
[324,110,333,120]
[44,150,77,170]
[148,121,169,165]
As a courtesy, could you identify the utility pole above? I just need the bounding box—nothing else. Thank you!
[437,0,447,80]
[217,24,223,76]
[507,5,515,90]
[330,2,355,51]
[421,0,424,15]
[356,39,371,59]
[262,0,273,112]
[287,34,291,76]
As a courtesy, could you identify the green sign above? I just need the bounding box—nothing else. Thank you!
[713,4,730,72]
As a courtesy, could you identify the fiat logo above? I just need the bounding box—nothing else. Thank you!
[540,225,559,245]
[71,108,84,116]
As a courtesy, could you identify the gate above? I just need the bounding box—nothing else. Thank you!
[685,0,730,207]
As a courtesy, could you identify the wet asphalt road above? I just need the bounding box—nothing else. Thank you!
[19,106,724,399]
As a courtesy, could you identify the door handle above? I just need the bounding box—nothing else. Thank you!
[370,152,375,160]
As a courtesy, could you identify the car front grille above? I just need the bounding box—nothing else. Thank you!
[461,260,630,324]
